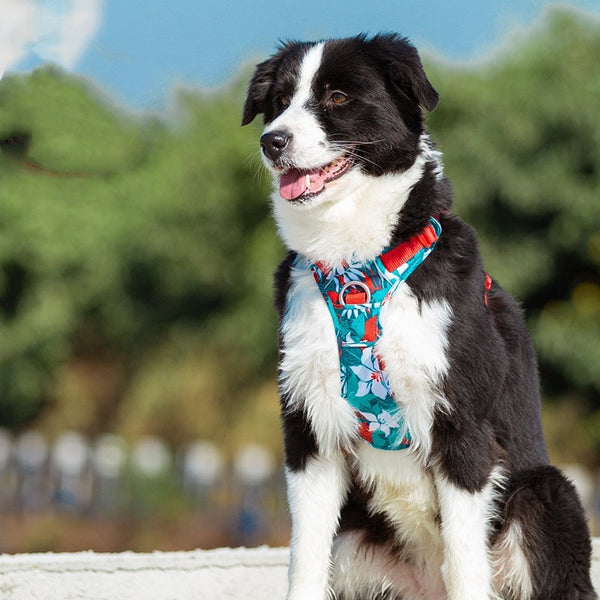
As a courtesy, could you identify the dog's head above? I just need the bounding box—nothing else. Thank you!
[242,34,439,207]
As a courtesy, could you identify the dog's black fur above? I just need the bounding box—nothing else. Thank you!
[244,33,596,600]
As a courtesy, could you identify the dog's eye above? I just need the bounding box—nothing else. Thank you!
[279,95,291,107]
[330,91,349,105]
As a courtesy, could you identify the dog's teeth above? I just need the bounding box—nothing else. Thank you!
[306,174,311,189]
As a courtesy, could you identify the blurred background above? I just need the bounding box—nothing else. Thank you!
[0,0,599,553]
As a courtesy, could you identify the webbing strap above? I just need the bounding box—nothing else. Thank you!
[380,222,440,272]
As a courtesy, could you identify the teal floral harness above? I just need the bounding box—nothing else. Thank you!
[308,217,442,451]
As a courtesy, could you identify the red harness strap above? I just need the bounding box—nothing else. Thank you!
[484,272,492,306]
[358,218,491,308]
[380,222,440,272]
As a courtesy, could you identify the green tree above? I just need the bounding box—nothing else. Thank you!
[0,67,280,437]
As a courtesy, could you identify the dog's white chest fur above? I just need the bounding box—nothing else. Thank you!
[280,262,453,598]
[280,262,452,459]
[335,447,447,600]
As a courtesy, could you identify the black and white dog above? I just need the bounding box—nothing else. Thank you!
[242,34,596,600]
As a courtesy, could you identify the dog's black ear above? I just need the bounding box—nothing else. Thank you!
[242,58,276,126]
[373,33,439,113]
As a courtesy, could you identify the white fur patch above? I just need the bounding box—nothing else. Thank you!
[353,446,444,564]
[377,285,452,460]
[273,151,429,266]
[292,42,324,107]
[279,263,357,455]
[286,453,349,600]
[435,468,506,600]
[492,521,534,600]
[331,530,446,600]
[420,133,444,180]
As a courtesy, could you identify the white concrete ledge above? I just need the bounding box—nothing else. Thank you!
[0,547,289,600]
[0,542,599,599]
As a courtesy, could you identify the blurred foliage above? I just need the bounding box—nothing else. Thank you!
[0,8,598,462]
[0,64,281,442]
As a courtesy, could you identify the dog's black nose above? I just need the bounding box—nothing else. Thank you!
[260,131,291,161]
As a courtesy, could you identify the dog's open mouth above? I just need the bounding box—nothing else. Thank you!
[279,154,354,202]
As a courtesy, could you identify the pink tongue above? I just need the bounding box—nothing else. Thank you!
[279,168,325,201]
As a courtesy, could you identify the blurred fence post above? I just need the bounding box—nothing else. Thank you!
[92,434,127,513]
[181,440,224,507]
[130,437,173,515]
[0,428,17,511]
[233,444,275,546]
[51,431,92,512]
[131,437,171,478]
[15,430,50,511]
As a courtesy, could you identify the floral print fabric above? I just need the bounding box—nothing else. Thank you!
[309,218,441,451]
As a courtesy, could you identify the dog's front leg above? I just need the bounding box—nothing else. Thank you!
[435,471,497,600]
[285,452,349,600]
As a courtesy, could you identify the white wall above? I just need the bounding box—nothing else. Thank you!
[0,543,598,600]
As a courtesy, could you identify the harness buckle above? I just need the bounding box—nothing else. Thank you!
[339,281,371,305]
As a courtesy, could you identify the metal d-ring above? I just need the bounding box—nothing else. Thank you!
[339,281,371,306]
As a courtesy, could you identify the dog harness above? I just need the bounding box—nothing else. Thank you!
[309,217,442,451]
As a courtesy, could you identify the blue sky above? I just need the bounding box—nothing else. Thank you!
[4,0,600,111]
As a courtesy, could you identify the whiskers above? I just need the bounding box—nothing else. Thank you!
[242,135,386,182]
[243,148,271,187]
[330,138,385,146]
[330,139,384,172]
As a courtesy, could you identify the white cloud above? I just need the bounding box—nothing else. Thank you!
[0,1,37,77]
[0,0,103,78]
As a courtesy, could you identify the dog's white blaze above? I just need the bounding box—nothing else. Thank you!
[263,43,339,171]
[285,454,349,600]
[294,42,324,107]
[492,521,534,600]
[279,264,357,455]
[436,468,505,600]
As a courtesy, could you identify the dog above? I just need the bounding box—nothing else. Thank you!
[242,33,596,600]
